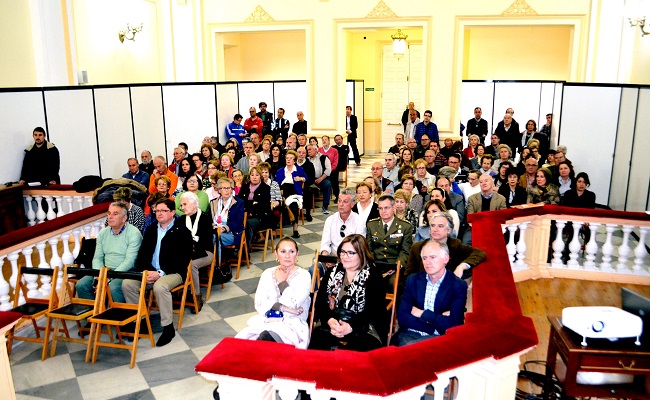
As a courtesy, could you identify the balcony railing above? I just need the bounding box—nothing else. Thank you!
[22,185,95,225]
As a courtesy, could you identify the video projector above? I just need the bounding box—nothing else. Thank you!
[562,306,642,347]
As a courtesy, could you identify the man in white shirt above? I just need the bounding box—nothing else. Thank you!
[320,188,366,256]
[383,153,399,183]
[458,170,482,205]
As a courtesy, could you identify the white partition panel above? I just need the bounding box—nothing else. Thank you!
[610,87,638,211]
[131,86,166,162]
[273,82,308,134]
[0,91,46,184]
[44,89,100,183]
[627,88,650,212]
[216,84,239,146]
[539,83,556,128]
[494,82,542,133]
[94,88,135,179]
[238,83,274,121]
[550,83,564,148]
[162,85,217,158]
[559,85,621,205]
[460,82,495,144]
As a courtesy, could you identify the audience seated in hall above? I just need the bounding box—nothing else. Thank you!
[321,187,366,257]
[295,147,315,222]
[275,150,308,238]
[148,156,179,196]
[307,144,332,215]
[139,150,154,176]
[462,174,507,245]
[174,174,209,216]
[392,240,467,346]
[168,147,186,175]
[210,177,246,264]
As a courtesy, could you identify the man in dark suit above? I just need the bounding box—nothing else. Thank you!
[371,162,394,194]
[393,240,468,346]
[463,174,507,245]
[366,195,413,267]
[466,107,488,142]
[256,102,273,136]
[345,106,360,166]
[122,198,193,347]
[333,134,349,202]
[272,107,290,142]
[405,212,486,280]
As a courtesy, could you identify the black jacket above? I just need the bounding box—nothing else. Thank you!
[20,141,60,185]
[498,184,527,208]
[178,212,213,259]
[237,182,272,225]
[135,219,193,281]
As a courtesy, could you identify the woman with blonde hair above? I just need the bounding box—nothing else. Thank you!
[399,174,423,216]
[352,181,379,224]
[393,189,419,230]
[413,159,434,198]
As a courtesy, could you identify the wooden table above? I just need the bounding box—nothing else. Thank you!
[545,316,650,399]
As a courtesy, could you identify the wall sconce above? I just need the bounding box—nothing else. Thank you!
[391,29,408,60]
[118,23,143,43]
[629,17,649,36]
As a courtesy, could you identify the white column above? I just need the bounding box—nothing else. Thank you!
[24,195,36,226]
[567,221,583,269]
[72,228,82,259]
[85,196,93,208]
[36,241,51,297]
[54,196,65,217]
[600,224,617,272]
[65,196,74,213]
[61,231,74,266]
[82,224,92,239]
[0,255,10,310]
[48,236,63,291]
[21,245,40,299]
[584,223,600,271]
[7,251,23,306]
[551,220,566,268]
[506,225,517,267]
[616,225,633,272]
[44,196,56,221]
[634,226,649,273]
[90,221,101,237]
[515,222,529,270]
[34,195,46,223]
[75,196,84,211]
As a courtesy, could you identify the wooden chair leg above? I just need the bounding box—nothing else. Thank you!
[262,230,269,262]
[42,316,53,360]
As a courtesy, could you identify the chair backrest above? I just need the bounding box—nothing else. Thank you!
[14,266,61,309]
[59,265,102,306]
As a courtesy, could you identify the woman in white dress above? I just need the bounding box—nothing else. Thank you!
[236,237,312,348]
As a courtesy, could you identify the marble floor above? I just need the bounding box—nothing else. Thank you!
[8,154,381,400]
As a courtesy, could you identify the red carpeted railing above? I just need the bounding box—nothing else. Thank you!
[0,202,109,252]
[195,207,551,396]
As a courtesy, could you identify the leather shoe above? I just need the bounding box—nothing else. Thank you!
[292,231,300,238]
[191,295,204,314]
[156,324,176,347]
[305,214,313,222]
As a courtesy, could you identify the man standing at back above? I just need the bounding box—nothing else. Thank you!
[19,127,60,185]
[414,110,439,145]
[345,106,361,166]
[466,107,488,143]
[244,107,263,137]
[256,102,273,136]
[226,114,246,147]
[333,134,349,202]
[272,108,290,142]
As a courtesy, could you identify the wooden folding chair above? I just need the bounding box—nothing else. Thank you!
[7,266,64,356]
[338,162,348,187]
[376,260,401,344]
[199,242,223,301]
[42,265,104,360]
[309,252,338,333]
[248,227,275,262]
[218,213,250,280]
[87,268,154,368]
[148,260,198,331]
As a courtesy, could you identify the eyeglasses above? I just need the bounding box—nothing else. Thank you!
[340,225,346,238]
[416,167,426,170]
[187,179,199,184]
[340,250,358,258]
[154,209,171,214]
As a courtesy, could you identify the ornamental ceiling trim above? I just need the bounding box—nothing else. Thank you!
[245,5,275,22]
[366,1,398,19]
[502,0,538,15]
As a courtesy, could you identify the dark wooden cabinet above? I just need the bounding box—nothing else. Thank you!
[0,185,27,236]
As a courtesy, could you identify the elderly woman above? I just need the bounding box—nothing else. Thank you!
[352,181,379,225]
[470,144,486,170]
[364,176,382,203]
[257,137,272,161]
[258,162,283,229]
[175,174,209,216]
[492,144,513,171]
[236,237,311,347]
[462,134,480,168]
[527,168,560,205]
[144,175,173,216]
[309,234,387,351]
[237,166,271,245]
[210,177,245,264]
[413,159,434,198]
[394,189,419,230]
[399,174,424,216]
[220,153,235,178]
[111,187,146,235]
[275,150,308,238]
[178,191,213,311]
[414,199,450,242]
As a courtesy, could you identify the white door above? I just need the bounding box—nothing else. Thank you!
[381,44,423,153]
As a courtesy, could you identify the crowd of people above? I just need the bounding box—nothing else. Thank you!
[17,102,597,351]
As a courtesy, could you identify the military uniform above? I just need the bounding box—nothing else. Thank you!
[366,217,413,267]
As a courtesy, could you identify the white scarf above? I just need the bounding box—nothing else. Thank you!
[185,209,202,240]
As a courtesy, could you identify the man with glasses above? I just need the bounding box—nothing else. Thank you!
[383,153,399,183]
[371,162,394,194]
[366,195,413,267]
[458,170,482,205]
[122,198,193,347]
[122,157,150,187]
[244,107,263,137]
[424,150,438,175]
[209,178,245,262]
[447,153,468,184]
[519,154,539,189]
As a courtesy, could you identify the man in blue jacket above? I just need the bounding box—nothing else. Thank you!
[393,240,468,346]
